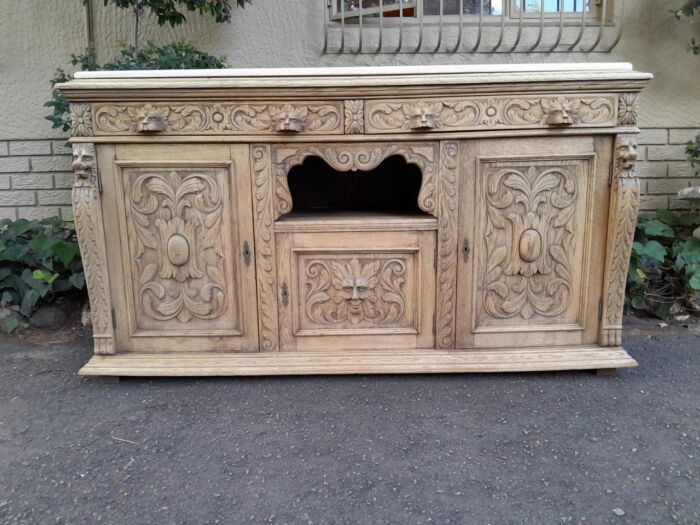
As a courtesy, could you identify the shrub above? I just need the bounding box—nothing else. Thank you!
[46,42,228,132]
[0,218,85,332]
[627,210,700,319]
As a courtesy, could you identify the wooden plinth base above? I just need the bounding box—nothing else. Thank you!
[79,345,637,377]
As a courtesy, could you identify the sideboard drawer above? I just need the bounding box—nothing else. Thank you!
[364,94,619,134]
[92,101,345,136]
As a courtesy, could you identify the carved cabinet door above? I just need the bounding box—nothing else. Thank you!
[456,137,612,349]
[276,230,437,351]
[98,144,259,352]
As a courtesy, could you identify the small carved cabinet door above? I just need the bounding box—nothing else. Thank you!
[99,144,259,352]
[275,230,436,351]
[456,137,612,349]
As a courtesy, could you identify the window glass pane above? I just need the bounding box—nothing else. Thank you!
[514,0,590,12]
[336,0,415,14]
[423,0,502,15]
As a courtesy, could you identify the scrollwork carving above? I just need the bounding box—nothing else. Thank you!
[271,143,438,218]
[303,257,407,327]
[482,163,578,321]
[436,141,459,349]
[601,135,640,346]
[127,169,227,324]
[251,145,279,351]
[366,95,617,133]
[72,143,114,354]
[93,103,342,135]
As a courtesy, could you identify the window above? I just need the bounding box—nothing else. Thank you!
[331,0,597,20]
[324,0,619,53]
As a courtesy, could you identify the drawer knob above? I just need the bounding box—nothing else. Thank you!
[272,105,308,133]
[137,114,167,133]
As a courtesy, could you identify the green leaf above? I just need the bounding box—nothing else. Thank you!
[641,219,675,238]
[32,269,59,284]
[20,289,40,317]
[640,240,667,263]
[2,315,19,333]
[69,273,85,290]
[51,241,80,268]
[654,303,672,320]
[690,272,700,290]
[631,295,646,309]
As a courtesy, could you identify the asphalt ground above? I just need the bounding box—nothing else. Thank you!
[0,332,698,524]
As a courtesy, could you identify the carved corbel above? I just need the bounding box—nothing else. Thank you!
[72,143,115,355]
[600,134,640,346]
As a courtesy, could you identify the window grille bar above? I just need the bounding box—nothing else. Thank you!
[608,0,626,51]
[376,0,384,53]
[508,0,525,52]
[451,0,464,53]
[548,1,566,52]
[356,0,364,54]
[324,0,624,54]
[492,3,507,51]
[528,0,546,52]
[469,0,485,52]
[567,0,588,50]
[586,0,607,52]
[434,0,444,52]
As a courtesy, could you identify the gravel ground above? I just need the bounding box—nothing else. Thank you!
[0,332,698,524]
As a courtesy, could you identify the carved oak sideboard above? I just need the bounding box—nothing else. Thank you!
[58,64,652,377]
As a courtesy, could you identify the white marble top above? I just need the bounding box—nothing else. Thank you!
[74,63,636,79]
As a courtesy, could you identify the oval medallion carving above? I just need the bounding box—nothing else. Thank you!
[519,229,542,263]
[167,234,190,266]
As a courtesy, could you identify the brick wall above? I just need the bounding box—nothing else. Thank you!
[1,131,699,221]
[637,128,700,211]
[0,139,74,221]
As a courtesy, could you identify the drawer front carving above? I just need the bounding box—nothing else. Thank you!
[298,252,415,334]
[119,164,241,335]
[93,102,344,135]
[475,157,592,332]
[365,95,618,133]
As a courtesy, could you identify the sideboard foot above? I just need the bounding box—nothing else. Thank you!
[98,375,121,384]
[596,368,618,377]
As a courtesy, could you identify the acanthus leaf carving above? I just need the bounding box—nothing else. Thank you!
[252,144,279,351]
[601,134,640,346]
[303,257,407,327]
[71,143,114,354]
[436,141,459,348]
[366,95,617,132]
[93,103,342,134]
[128,169,227,324]
[482,162,578,321]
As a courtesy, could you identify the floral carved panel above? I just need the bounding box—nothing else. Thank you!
[296,253,417,334]
[121,166,239,334]
[477,159,589,328]
[93,103,343,135]
[365,95,617,133]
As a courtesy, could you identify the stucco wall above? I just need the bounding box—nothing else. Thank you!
[1,0,699,217]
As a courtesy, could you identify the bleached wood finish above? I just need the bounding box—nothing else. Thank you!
[60,65,650,377]
[79,346,637,377]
